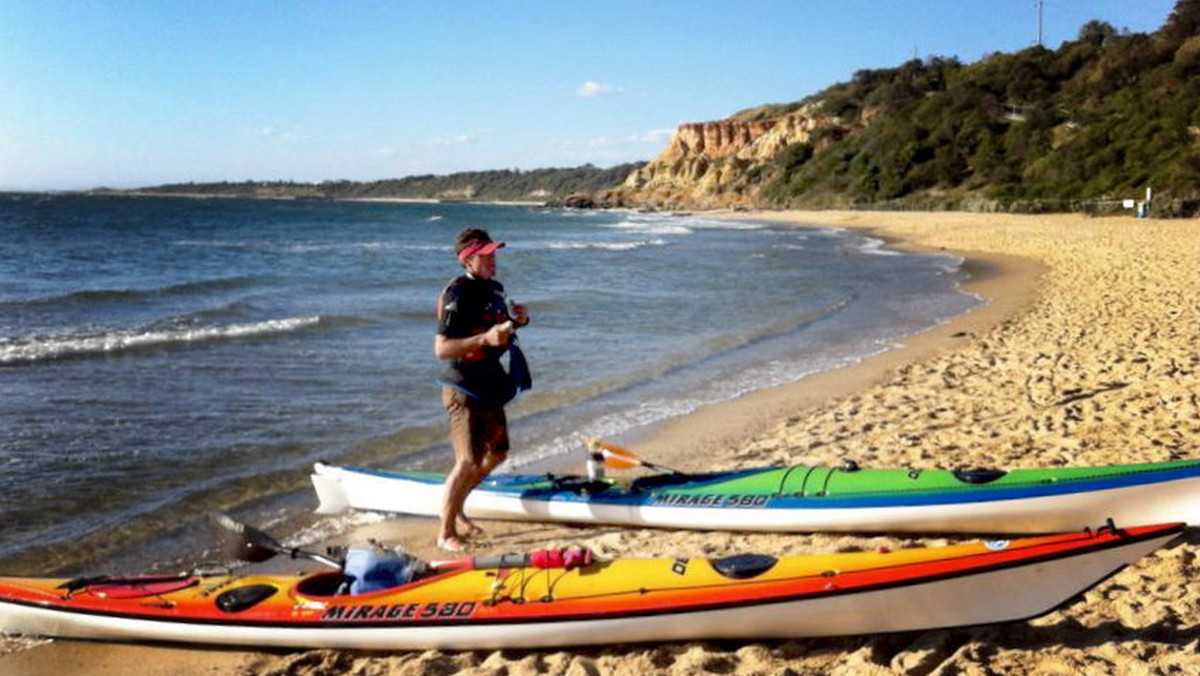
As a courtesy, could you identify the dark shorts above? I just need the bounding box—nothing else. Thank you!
[442,387,509,464]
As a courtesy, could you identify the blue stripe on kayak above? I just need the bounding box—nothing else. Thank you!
[337,463,1200,509]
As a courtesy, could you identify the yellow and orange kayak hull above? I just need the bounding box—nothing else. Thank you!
[0,523,1181,650]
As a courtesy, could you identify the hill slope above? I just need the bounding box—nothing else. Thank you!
[608,1,1200,215]
[122,164,644,203]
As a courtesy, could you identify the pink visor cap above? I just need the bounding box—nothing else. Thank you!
[457,239,505,263]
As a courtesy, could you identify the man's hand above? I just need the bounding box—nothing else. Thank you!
[482,320,515,347]
[510,302,530,327]
[434,320,513,359]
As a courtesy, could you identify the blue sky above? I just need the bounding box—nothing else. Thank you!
[0,1,1179,191]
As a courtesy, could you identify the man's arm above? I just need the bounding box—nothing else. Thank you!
[434,321,514,360]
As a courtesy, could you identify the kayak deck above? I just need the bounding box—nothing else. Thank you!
[368,458,1200,501]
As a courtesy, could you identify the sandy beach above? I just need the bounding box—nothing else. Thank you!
[3,210,1198,675]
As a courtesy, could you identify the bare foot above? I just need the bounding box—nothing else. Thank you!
[458,516,485,537]
[437,535,470,552]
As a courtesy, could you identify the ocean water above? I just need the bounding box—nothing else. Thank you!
[0,194,980,574]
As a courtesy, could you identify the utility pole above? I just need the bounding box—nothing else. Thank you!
[1036,0,1044,47]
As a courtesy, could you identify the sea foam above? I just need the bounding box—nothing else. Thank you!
[0,317,323,365]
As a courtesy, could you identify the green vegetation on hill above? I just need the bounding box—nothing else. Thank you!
[760,1,1200,214]
[127,164,644,203]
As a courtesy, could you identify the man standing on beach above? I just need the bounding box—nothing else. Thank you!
[434,228,530,551]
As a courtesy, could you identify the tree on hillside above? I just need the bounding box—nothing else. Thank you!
[755,0,1200,211]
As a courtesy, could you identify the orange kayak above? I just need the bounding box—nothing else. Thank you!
[0,523,1180,650]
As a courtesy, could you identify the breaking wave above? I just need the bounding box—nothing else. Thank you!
[543,238,666,251]
[0,316,324,365]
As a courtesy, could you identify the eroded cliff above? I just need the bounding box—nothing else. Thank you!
[606,102,849,210]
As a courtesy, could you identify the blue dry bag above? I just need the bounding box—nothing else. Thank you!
[343,546,420,594]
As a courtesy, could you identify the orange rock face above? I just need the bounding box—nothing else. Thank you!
[611,104,849,210]
[665,120,778,161]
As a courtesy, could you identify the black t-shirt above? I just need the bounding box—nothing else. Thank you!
[436,275,513,405]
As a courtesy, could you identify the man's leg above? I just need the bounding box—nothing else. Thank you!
[456,405,508,538]
[439,388,479,551]
[440,458,478,551]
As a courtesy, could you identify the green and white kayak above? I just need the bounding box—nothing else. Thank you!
[311,457,1200,534]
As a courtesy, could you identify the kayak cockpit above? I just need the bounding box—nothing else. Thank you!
[294,572,348,597]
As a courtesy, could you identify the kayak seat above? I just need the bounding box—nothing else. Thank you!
[295,572,351,597]
[709,554,778,579]
[953,468,1008,485]
[216,584,277,613]
[545,476,614,495]
[630,472,730,492]
[631,473,695,491]
[631,468,767,493]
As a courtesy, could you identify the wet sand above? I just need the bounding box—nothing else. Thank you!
[3,210,1198,675]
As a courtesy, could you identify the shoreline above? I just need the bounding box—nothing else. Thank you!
[4,210,1198,675]
[626,217,1044,473]
[80,192,548,207]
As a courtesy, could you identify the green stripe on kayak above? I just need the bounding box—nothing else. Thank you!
[390,458,1200,498]
[656,459,1200,497]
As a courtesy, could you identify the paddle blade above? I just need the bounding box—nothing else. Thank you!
[593,441,641,470]
[589,440,677,473]
[209,513,283,564]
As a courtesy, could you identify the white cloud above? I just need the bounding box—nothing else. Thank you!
[581,128,673,148]
[633,128,674,144]
[430,134,477,146]
[574,80,622,98]
[559,126,674,154]
[258,126,302,143]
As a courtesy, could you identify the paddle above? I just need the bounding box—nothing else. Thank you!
[587,440,679,474]
[211,514,594,580]
[210,514,342,569]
